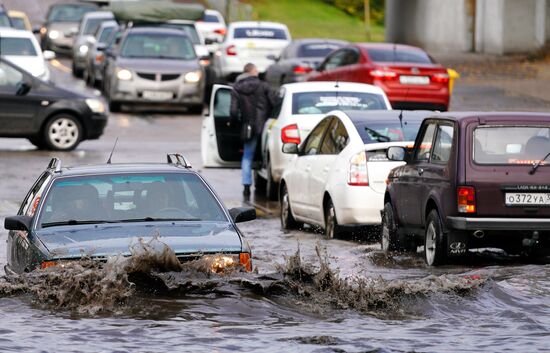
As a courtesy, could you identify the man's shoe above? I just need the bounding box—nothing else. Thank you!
[243,185,251,199]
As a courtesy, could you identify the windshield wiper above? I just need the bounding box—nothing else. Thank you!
[116,217,202,223]
[41,217,202,228]
[529,151,550,175]
[41,220,113,228]
[365,127,391,142]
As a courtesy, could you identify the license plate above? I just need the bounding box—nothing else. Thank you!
[142,91,173,101]
[399,75,429,85]
[505,193,550,206]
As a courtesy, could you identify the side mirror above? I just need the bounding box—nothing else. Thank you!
[4,215,32,231]
[266,54,279,61]
[387,146,406,161]
[32,26,42,34]
[282,143,299,154]
[43,50,56,60]
[229,207,256,223]
[96,43,107,51]
[16,81,32,96]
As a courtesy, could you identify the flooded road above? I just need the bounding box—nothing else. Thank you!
[0,60,548,352]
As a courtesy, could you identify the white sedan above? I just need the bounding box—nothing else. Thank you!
[213,21,291,81]
[257,81,391,200]
[0,28,55,80]
[279,110,431,238]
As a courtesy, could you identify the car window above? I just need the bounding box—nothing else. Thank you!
[98,26,114,43]
[0,13,10,27]
[0,62,24,91]
[431,124,454,163]
[120,33,196,60]
[0,38,37,56]
[213,88,232,118]
[341,49,359,66]
[302,118,330,156]
[163,23,201,45]
[233,27,288,40]
[320,118,349,154]
[474,126,550,165]
[323,50,347,70]
[415,123,437,161]
[19,173,51,217]
[366,48,433,64]
[38,173,227,227]
[48,5,96,22]
[82,17,108,36]
[202,13,221,23]
[292,91,387,114]
[356,119,423,143]
[297,42,342,58]
[10,17,26,30]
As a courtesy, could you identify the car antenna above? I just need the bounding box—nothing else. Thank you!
[107,137,119,164]
[398,87,410,132]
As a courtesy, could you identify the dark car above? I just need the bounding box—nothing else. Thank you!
[307,43,450,111]
[83,20,119,87]
[39,3,98,54]
[264,38,347,87]
[0,58,107,150]
[4,155,256,274]
[382,112,550,265]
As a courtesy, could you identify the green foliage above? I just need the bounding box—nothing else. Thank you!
[322,0,385,25]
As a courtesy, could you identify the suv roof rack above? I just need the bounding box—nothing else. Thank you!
[47,157,62,172]
[167,153,192,169]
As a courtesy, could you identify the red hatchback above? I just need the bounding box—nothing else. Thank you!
[307,43,450,111]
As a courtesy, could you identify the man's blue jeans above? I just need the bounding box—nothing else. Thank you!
[241,135,259,186]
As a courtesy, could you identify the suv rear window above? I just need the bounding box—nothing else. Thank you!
[474,126,550,165]
[233,27,287,40]
[292,91,387,114]
[366,48,433,64]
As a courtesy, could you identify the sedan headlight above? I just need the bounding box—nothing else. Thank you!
[48,30,60,39]
[184,70,202,83]
[85,98,106,114]
[78,45,89,55]
[116,68,133,81]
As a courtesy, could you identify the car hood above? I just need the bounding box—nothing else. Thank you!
[36,221,243,259]
[48,22,78,35]
[116,57,200,72]
[3,56,47,78]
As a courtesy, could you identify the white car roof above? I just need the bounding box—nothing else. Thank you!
[281,81,386,95]
[0,27,36,38]
[204,9,222,16]
[229,21,289,29]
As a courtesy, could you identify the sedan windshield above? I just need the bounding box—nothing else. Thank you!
[120,33,196,59]
[0,38,37,56]
[38,173,227,227]
[10,17,26,30]
[474,126,550,165]
[292,91,387,114]
[355,120,423,143]
[48,5,96,22]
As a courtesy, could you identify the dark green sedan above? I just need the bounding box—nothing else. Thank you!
[4,155,255,274]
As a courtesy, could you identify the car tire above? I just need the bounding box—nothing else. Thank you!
[424,210,447,266]
[72,62,83,78]
[280,183,300,230]
[43,114,83,151]
[187,104,204,115]
[324,198,342,239]
[28,137,46,150]
[265,160,278,201]
[109,101,121,113]
[254,171,266,193]
[381,202,400,251]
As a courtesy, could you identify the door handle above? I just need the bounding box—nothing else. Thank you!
[417,168,424,176]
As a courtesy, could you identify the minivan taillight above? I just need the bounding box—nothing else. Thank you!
[348,151,369,186]
[458,186,476,213]
[281,124,301,144]
[369,69,397,80]
[226,45,237,56]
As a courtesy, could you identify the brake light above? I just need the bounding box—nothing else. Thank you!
[432,72,450,83]
[458,186,476,213]
[348,151,369,186]
[226,45,237,56]
[369,69,397,80]
[281,124,301,144]
[239,252,252,272]
[95,53,104,64]
[293,65,313,74]
[214,28,227,36]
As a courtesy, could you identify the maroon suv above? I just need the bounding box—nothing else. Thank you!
[382,112,550,265]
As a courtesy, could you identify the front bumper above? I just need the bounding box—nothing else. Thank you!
[85,113,108,139]
[447,217,550,231]
[110,76,204,105]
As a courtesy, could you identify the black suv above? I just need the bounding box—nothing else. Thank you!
[0,58,107,150]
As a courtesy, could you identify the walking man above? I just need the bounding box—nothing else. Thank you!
[230,63,279,200]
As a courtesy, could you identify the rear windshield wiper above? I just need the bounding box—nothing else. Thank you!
[365,127,391,142]
[529,151,550,175]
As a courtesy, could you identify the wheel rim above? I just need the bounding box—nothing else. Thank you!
[381,213,390,251]
[281,189,290,228]
[425,222,437,265]
[48,117,79,149]
[326,205,335,239]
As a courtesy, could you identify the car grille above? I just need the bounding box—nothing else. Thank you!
[136,72,181,81]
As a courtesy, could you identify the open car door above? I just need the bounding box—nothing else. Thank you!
[201,84,243,168]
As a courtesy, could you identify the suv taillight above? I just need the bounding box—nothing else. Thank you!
[458,186,476,213]
[226,45,237,56]
[281,124,301,144]
[369,69,397,80]
[348,151,369,186]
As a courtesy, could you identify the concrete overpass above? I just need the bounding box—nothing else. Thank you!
[385,0,550,54]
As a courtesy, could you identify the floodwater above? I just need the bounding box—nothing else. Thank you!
[0,218,548,353]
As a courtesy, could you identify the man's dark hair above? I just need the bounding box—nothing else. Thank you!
[243,63,257,73]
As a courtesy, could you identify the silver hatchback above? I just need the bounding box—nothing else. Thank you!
[104,27,205,113]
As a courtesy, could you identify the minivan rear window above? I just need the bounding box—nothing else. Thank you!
[233,27,288,40]
[292,91,387,115]
[366,48,433,64]
[474,126,550,165]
